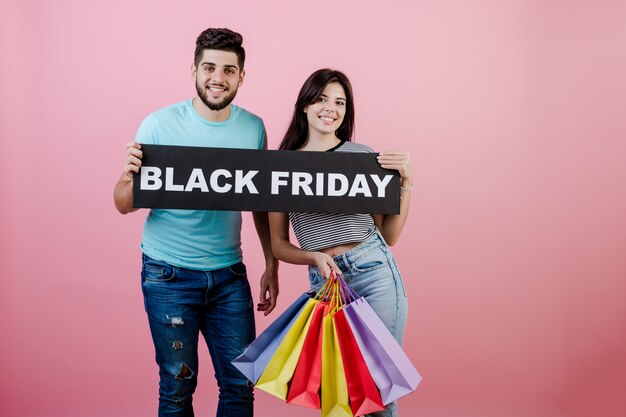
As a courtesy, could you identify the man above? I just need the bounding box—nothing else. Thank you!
[114,28,278,417]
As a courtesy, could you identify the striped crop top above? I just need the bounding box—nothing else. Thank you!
[289,141,378,252]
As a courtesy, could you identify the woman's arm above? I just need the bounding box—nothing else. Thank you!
[268,212,341,278]
[373,150,413,246]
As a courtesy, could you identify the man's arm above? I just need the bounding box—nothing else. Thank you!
[252,211,279,316]
[114,142,143,214]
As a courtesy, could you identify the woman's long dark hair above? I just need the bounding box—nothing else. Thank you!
[278,69,355,150]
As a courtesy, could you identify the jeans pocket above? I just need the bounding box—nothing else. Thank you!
[228,262,247,277]
[142,257,175,282]
[352,248,388,273]
[308,266,324,290]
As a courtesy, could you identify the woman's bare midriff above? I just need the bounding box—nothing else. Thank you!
[318,241,361,258]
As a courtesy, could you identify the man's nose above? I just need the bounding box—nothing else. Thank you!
[212,70,225,82]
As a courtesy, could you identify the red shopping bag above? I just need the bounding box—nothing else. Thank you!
[286,302,328,409]
[334,309,385,416]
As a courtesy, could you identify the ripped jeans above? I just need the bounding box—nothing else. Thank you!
[141,254,255,417]
[308,231,408,417]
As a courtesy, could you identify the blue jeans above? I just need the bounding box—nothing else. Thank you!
[141,254,255,417]
[308,231,408,417]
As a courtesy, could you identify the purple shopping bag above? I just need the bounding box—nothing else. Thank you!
[343,297,422,405]
[232,292,311,383]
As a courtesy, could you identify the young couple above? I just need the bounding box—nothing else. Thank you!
[114,27,413,417]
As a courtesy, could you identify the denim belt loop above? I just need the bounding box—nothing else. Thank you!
[340,252,350,273]
[332,252,349,274]
[374,227,388,246]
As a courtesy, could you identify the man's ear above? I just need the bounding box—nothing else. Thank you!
[191,63,197,81]
[238,69,245,87]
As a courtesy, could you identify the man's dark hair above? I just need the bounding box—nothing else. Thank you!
[194,28,245,70]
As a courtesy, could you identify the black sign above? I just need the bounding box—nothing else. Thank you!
[132,145,400,214]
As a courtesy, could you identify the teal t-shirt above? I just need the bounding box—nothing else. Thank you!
[136,100,266,270]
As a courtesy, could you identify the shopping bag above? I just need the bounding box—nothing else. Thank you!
[343,297,422,405]
[232,292,311,383]
[286,302,327,409]
[321,312,352,417]
[334,309,385,416]
[255,297,318,399]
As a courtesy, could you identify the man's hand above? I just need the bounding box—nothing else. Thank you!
[257,266,279,316]
[114,141,143,214]
[124,141,143,178]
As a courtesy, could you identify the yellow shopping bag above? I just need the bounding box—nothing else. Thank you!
[255,297,318,399]
[321,312,352,417]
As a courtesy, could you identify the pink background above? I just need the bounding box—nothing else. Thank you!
[2,1,625,416]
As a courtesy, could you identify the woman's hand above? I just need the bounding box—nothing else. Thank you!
[311,252,341,279]
[377,150,412,186]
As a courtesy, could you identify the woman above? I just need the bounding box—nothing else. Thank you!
[268,69,413,417]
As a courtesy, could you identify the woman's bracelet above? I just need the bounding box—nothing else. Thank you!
[400,183,413,200]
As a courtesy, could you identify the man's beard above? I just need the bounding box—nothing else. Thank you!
[196,82,238,111]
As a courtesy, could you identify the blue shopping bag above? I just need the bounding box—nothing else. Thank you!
[232,292,311,383]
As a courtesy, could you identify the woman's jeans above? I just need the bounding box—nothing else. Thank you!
[141,254,255,417]
[308,231,408,417]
